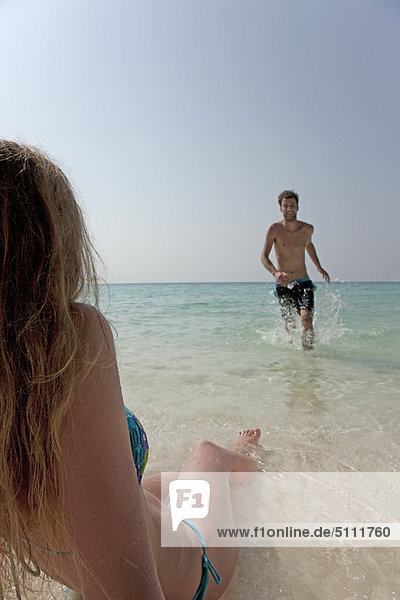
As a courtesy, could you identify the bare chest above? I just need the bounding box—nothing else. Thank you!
[274,227,309,253]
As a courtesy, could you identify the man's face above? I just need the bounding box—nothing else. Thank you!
[280,197,298,221]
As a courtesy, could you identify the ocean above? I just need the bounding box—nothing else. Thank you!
[100,281,400,600]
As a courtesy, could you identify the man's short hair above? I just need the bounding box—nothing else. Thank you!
[278,190,299,207]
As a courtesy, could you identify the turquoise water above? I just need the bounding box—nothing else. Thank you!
[100,282,400,599]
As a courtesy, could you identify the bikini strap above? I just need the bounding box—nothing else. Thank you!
[183,519,221,600]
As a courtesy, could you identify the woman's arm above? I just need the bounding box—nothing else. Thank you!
[65,307,164,600]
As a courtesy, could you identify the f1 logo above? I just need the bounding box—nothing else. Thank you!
[169,480,211,531]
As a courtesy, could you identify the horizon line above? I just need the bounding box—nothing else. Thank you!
[100,280,400,285]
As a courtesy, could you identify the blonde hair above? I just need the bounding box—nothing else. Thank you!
[0,140,100,595]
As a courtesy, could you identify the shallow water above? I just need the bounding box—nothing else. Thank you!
[104,283,400,474]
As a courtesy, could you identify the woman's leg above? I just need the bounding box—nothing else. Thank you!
[143,429,262,600]
[142,429,261,499]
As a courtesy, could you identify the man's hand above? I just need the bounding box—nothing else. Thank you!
[306,240,330,284]
[274,271,290,286]
[318,268,330,283]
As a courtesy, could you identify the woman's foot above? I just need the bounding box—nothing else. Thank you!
[228,429,264,481]
[232,428,261,452]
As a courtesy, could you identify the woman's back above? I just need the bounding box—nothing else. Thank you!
[22,303,162,597]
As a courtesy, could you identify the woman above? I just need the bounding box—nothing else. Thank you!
[0,140,261,600]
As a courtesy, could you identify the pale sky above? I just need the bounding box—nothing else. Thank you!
[1,0,399,282]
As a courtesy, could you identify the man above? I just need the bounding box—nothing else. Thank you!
[261,190,330,350]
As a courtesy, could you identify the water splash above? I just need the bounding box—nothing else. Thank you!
[314,288,346,345]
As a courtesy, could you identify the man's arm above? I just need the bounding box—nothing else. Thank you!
[261,225,289,286]
[305,228,330,283]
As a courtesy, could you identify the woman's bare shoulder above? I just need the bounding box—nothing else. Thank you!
[72,302,111,331]
[72,302,116,356]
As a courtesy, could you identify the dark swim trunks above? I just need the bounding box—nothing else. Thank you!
[275,276,316,322]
